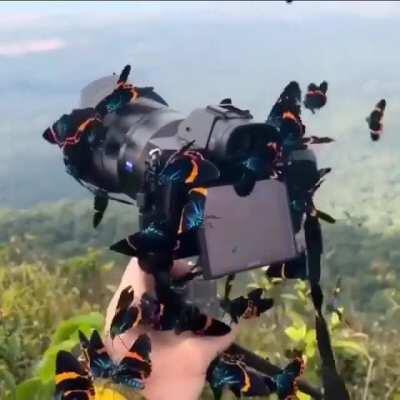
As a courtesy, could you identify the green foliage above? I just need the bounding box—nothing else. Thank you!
[0,251,110,399]
[0,202,399,400]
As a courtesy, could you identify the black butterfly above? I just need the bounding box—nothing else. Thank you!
[55,350,95,400]
[265,253,308,280]
[206,353,277,399]
[176,304,232,336]
[159,150,220,187]
[43,108,102,149]
[366,99,386,141]
[178,187,207,234]
[93,193,109,228]
[304,81,328,113]
[95,65,140,118]
[139,292,231,336]
[109,286,141,339]
[78,330,114,379]
[309,287,350,400]
[267,81,302,132]
[274,357,305,400]
[110,222,174,258]
[78,329,152,391]
[221,287,273,323]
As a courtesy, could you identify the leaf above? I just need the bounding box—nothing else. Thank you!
[332,339,369,358]
[50,312,104,345]
[0,366,16,395]
[285,325,306,342]
[298,392,312,400]
[36,338,77,381]
[15,378,42,400]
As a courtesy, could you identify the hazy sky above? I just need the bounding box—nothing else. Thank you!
[1,1,399,212]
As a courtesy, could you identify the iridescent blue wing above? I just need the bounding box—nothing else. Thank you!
[179,188,206,233]
[113,334,152,390]
[87,330,114,379]
[275,358,304,400]
[110,286,141,339]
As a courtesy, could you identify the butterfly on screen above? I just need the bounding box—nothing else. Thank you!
[78,330,152,391]
[303,81,328,114]
[366,99,386,141]
[109,286,142,339]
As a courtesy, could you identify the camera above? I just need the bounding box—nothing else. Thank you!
[44,70,319,285]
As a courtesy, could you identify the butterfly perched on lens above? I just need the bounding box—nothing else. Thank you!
[78,329,152,391]
[304,81,328,114]
[94,65,140,117]
[366,99,386,141]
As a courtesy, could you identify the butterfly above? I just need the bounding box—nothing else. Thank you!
[43,108,103,149]
[78,330,152,391]
[206,353,277,400]
[138,291,231,336]
[175,304,232,336]
[178,187,207,234]
[221,283,273,323]
[159,149,220,187]
[110,222,174,258]
[275,357,305,400]
[304,81,328,114]
[93,193,109,228]
[366,99,386,141]
[55,350,95,400]
[95,65,140,118]
[109,286,142,339]
[264,253,308,280]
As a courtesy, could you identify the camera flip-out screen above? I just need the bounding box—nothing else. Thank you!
[198,179,299,279]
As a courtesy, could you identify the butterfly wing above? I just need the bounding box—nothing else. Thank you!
[113,334,152,390]
[118,65,131,85]
[275,357,304,400]
[229,296,250,321]
[319,81,328,94]
[179,188,207,233]
[55,350,95,400]
[87,330,113,379]
[93,195,109,228]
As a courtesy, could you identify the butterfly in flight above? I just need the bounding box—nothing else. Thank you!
[304,81,328,114]
[366,99,386,141]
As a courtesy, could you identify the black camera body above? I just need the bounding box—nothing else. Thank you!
[76,75,311,281]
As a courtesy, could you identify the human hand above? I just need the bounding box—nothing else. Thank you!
[104,258,238,400]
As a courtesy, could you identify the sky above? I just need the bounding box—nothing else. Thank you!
[0,1,399,220]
